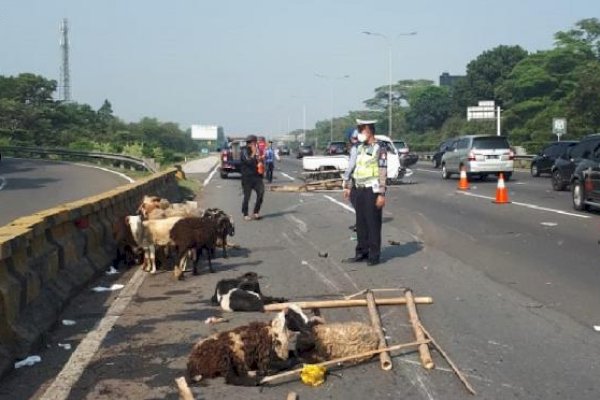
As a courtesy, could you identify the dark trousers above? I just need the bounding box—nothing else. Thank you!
[242,176,265,216]
[355,188,382,261]
[266,162,274,183]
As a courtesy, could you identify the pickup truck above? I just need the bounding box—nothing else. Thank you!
[302,135,407,181]
[220,139,246,178]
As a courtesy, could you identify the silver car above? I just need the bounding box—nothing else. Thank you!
[441,135,514,181]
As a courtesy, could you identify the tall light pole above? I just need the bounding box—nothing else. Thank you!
[315,73,350,143]
[362,31,417,139]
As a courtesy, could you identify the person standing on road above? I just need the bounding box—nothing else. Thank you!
[265,140,277,183]
[240,135,265,221]
[342,129,360,231]
[342,119,387,266]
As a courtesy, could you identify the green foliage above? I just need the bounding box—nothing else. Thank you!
[406,85,452,133]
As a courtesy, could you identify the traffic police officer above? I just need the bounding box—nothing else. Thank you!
[342,119,387,266]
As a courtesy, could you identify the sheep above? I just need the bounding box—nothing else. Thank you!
[111,217,144,269]
[211,272,288,312]
[285,304,379,363]
[137,195,201,219]
[187,309,295,386]
[126,215,182,274]
[169,216,219,275]
[201,208,235,258]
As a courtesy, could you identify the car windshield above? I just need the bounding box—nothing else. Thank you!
[393,141,407,149]
[300,146,312,151]
[472,137,510,149]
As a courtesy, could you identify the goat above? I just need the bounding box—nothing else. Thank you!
[187,309,295,386]
[211,272,287,312]
[126,215,182,274]
[201,208,235,258]
[169,216,219,275]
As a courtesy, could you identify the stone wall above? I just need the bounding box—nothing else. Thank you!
[0,168,180,377]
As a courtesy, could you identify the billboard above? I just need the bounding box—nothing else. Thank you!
[191,125,222,140]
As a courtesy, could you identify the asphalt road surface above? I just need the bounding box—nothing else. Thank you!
[1,157,600,399]
[0,158,132,226]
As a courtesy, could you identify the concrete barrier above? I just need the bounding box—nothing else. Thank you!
[0,168,181,377]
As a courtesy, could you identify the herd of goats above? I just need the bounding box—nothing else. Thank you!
[112,196,381,386]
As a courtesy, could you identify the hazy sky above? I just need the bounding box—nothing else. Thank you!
[1,1,596,136]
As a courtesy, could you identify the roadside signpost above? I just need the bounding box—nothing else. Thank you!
[467,101,502,136]
[552,118,567,141]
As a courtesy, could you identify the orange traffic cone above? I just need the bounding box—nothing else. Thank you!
[458,167,470,190]
[493,173,510,204]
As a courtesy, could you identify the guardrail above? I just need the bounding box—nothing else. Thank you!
[0,146,158,173]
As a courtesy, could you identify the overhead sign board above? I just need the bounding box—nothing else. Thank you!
[467,100,497,121]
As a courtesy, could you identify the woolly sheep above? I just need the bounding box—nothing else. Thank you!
[126,215,182,274]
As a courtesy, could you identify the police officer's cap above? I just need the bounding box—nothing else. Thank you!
[356,119,377,126]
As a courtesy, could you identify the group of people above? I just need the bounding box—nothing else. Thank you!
[238,119,386,266]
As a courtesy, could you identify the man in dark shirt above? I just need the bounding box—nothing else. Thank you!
[240,135,265,220]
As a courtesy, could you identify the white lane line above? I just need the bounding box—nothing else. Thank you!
[286,214,308,233]
[323,194,355,213]
[40,269,147,400]
[73,163,134,183]
[279,171,295,181]
[0,176,6,191]
[203,166,218,187]
[457,191,591,219]
[415,168,439,174]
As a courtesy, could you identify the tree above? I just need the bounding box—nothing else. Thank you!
[555,18,600,59]
[406,85,452,133]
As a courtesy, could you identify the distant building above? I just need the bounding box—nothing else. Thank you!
[439,72,465,87]
[190,125,225,152]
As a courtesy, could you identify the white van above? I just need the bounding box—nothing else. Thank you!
[441,135,514,180]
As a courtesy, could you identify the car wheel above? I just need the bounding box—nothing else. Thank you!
[572,180,589,211]
[479,174,488,181]
[530,163,540,177]
[220,170,228,179]
[441,164,450,179]
[432,158,439,168]
[551,170,566,191]
[504,172,512,181]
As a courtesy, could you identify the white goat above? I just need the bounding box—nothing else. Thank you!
[126,215,182,274]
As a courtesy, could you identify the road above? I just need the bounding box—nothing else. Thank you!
[0,158,132,226]
[1,157,600,399]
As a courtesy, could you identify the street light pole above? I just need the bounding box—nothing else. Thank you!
[362,31,417,139]
[315,73,350,143]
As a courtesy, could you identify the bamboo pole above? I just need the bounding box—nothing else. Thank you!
[405,289,435,370]
[260,339,430,385]
[345,288,406,300]
[263,296,433,312]
[287,392,299,400]
[175,376,195,400]
[366,290,393,371]
[418,322,476,395]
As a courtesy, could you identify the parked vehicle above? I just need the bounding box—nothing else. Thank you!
[325,141,348,155]
[393,140,409,156]
[219,139,246,179]
[432,139,454,168]
[441,135,514,180]
[551,134,600,191]
[571,137,600,211]
[297,145,314,159]
[530,141,578,177]
[279,145,290,156]
[301,135,403,181]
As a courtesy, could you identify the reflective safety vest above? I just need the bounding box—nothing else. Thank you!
[352,143,379,186]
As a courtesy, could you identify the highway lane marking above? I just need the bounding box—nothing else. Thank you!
[323,194,355,213]
[203,166,218,186]
[457,191,591,219]
[286,214,308,233]
[279,171,296,181]
[73,163,134,183]
[415,168,439,174]
[39,268,147,400]
[0,176,6,191]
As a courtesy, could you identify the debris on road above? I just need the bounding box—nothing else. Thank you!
[300,364,327,386]
[204,316,228,325]
[269,178,344,192]
[594,325,600,332]
[175,376,195,400]
[318,251,328,258]
[58,343,72,350]
[14,356,41,369]
[105,266,119,275]
[541,222,558,227]
[92,284,125,292]
[388,240,401,246]
[62,319,76,326]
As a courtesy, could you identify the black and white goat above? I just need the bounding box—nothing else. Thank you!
[211,272,287,312]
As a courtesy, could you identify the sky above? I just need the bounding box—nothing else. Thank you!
[0,1,597,137]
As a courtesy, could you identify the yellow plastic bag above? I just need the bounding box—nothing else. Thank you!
[300,364,327,387]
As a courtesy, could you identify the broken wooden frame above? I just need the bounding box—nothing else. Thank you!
[269,178,344,192]
[263,289,476,395]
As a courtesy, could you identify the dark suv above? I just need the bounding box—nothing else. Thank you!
[325,141,347,155]
[220,139,245,179]
[551,135,600,191]
[570,134,600,211]
[432,139,454,168]
[530,141,578,177]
